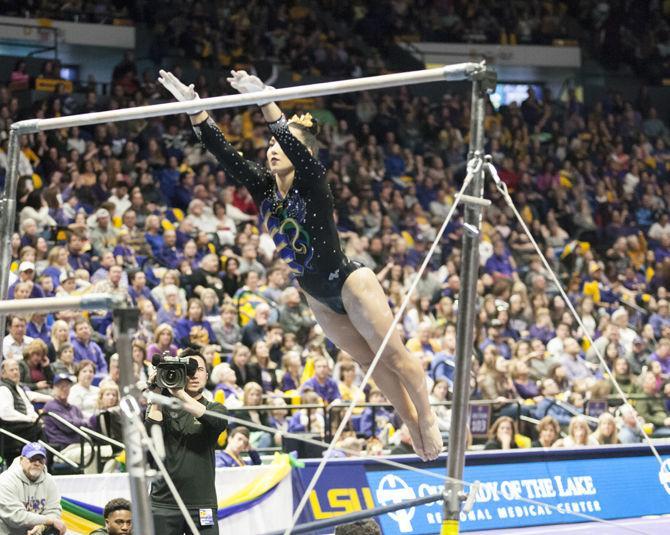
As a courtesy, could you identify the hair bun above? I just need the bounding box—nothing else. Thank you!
[289,113,319,135]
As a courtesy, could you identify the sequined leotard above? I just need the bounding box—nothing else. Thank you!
[193,115,361,314]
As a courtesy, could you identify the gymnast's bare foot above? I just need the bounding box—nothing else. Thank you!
[406,418,443,461]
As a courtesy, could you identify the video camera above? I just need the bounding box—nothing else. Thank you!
[152,352,198,389]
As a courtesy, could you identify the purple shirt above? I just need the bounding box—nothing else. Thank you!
[43,398,89,447]
[649,352,670,376]
[484,253,515,277]
[301,377,341,403]
[71,337,108,375]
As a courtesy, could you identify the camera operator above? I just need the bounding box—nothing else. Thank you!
[145,347,227,534]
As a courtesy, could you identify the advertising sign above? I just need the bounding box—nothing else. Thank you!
[366,454,670,533]
[296,446,670,533]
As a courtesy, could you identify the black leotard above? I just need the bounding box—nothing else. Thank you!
[193,115,361,314]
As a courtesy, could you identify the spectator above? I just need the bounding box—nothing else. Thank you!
[175,298,216,346]
[359,388,393,440]
[649,338,670,378]
[211,363,243,408]
[0,360,50,466]
[68,360,99,418]
[636,372,670,437]
[46,320,70,363]
[71,318,108,377]
[484,416,520,450]
[278,287,316,343]
[230,344,262,388]
[3,315,34,361]
[19,339,53,394]
[51,343,76,376]
[337,362,365,414]
[147,323,178,361]
[235,382,273,448]
[618,405,645,444]
[0,442,66,535]
[212,304,241,357]
[240,302,272,347]
[280,351,303,392]
[250,340,278,393]
[590,412,620,445]
[531,416,561,448]
[215,426,261,468]
[43,373,94,470]
[301,356,341,404]
[8,261,45,299]
[553,416,598,448]
[89,497,132,535]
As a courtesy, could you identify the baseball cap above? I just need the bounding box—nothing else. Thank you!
[59,270,75,283]
[21,442,47,460]
[18,261,35,273]
[53,373,75,384]
[95,208,110,219]
[589,261,602,274]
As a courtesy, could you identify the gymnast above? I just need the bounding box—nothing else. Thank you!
[158,69,442,460]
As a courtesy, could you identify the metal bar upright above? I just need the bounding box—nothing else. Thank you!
[113,307,154,535]
[442,66,494,535]
[0,129,21,339]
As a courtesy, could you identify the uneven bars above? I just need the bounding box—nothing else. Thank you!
[0,293,120,314]
[263,493,443,535]
[10,63,483,134]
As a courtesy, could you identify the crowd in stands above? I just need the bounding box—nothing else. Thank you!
[0,3,669,469]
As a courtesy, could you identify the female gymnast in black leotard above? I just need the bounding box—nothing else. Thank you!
[158,69,442,460]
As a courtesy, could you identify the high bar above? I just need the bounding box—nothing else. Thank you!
[0,293,123,314]
[11,62,485,134]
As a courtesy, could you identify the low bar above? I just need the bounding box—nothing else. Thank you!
[11,63,483,133]
[263,493,443,535]
[0,293,120,314]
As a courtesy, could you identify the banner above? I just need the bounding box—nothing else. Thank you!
[54,454,294,534]
[296,445,670,533]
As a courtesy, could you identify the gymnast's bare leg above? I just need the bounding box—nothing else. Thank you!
[305,268,443,461]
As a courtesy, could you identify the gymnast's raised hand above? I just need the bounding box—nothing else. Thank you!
[158,69,443,460]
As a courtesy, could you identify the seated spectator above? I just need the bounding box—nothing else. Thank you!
[127,270,159,311]
[251,340,278,393]
[89,381,123,449]
[484,416,520,450]
[531,416,561,448]
[71,318,108,378]
[590,412,620,445]
[43,373,94,470]
[8,261,45,299]
[287,390,325,436]
[234,271,270,328]
[211,362,243,408]
[241,303,272,347]
[230,343,262,388]
[532,379,580,426]
[560,337,596,387]
[221,257,242,299]
[429,379,451,442]
[390,423,415,456]
[0,442,66,535]
[66,231,92,272]
[301,356,341,404]
[68,360,99,419]
[636,372,670,437]
[19,339,53,394]
[477,349,518,419]
[649,299,670,338]
[3,315,34,361]
[191,254,226,304]
[213,304,241,358]
[509,360,539,399]
[89,208,118,256]
[235,382,272,448]
[649,338,670,378]
[155,284,183,327]
[608,357,641,397]
[546,322,570,359]
[151,270,187,312]
[618,405,644,444]
[337,362,366,414]
[175,298,216,346]
[42,246,70,288]
[484,241,517,280]
[553,416,598,448]
[0,360,50,466]
[147,323,178,361]
[280,351,303,392]
[51,343,76,376]
[278,287,316,344]
[131,339,151,384]
[155,228,182,269]
[26,313,50,345]
[215,426,261,468]
[359,389,393,440]
[47,320,71,363]
[405,322,441,358]
[479,319,512,360]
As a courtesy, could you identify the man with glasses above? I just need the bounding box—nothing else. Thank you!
[145,347,228,534]
[0,442,66,534]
